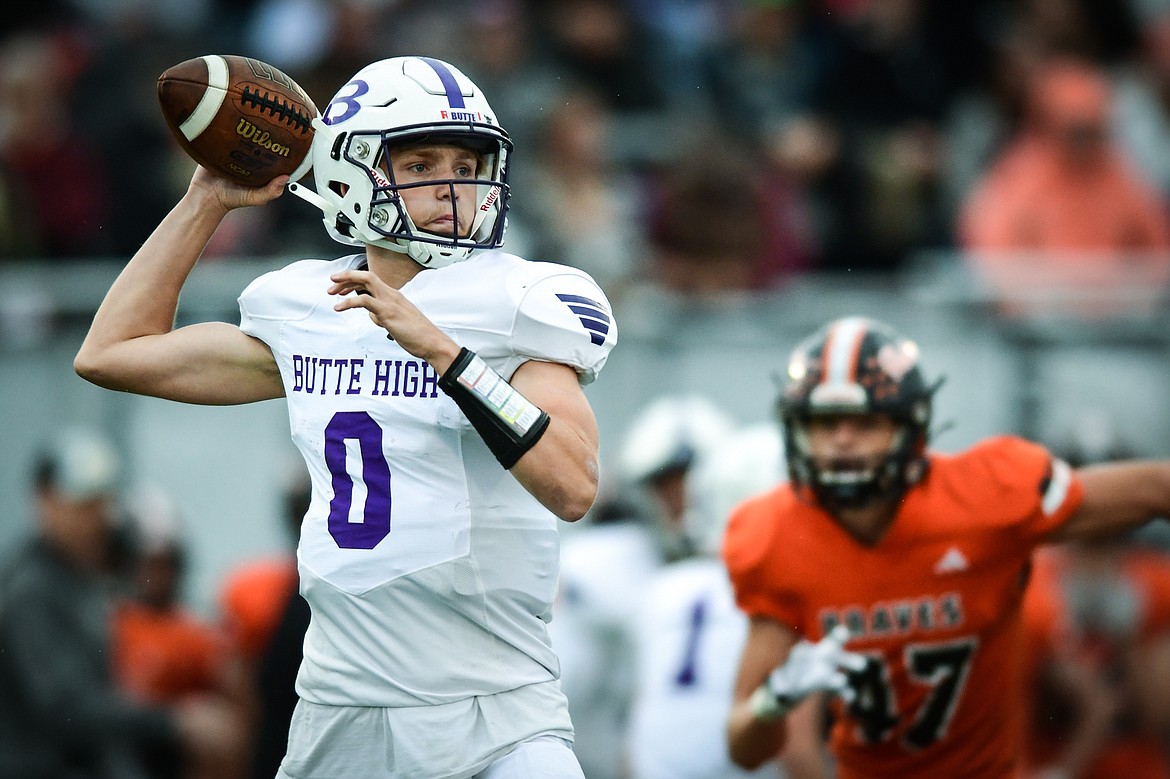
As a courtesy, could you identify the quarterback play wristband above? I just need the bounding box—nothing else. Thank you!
[438,348,551,469]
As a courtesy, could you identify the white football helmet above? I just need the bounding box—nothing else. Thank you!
[618,394,737,487]
[288,56,511,268]
[683,423,785,555]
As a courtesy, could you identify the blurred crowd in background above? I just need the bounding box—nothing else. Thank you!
[4,0,1170,778]
[4,0,1170,303]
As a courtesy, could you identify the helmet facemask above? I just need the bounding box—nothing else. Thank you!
[365,128,509,261]
[786,415,925,512]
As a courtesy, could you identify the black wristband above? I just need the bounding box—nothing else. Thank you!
[438,348,551,469]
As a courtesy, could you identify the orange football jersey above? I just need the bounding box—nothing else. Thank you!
[1022,546,1170,779]
[724,435,1084,779]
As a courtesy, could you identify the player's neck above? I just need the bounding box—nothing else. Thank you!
[365,246,426,290]
[832,500,900,547]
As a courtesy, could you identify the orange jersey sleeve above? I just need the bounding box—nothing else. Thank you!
[723,435,1084,779]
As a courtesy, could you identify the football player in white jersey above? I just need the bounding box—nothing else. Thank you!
[549,394,734,777]
[627,423,814,779]
[75,56,616,779]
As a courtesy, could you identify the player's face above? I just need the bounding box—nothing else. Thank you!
[804,413,899,470]
[385,143,481,239]
[37,490,115,572]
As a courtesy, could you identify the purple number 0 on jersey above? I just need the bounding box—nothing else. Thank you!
[324,411,391,549]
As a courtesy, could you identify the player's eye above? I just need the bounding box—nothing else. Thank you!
[455,165,474,177]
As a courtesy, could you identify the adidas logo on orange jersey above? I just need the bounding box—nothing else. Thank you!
[933,547,970,574]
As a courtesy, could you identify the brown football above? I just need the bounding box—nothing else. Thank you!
[157,54,317,187]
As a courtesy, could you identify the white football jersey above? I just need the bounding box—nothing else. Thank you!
[238,250,615,708]
[627,558,784,779]
[549,520,663,779]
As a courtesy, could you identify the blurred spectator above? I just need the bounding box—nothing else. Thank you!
[941,23,1048,220]
[702,0,823,149]
[1013,0,1141,65]
[113,485,246,779]
[0,32,112,259]
[959,58,1170,317]
[646,141,809,294]
[217,464,310,779]
[538,0,665,115]
[624,0,730,111]
[0,428,230,779]
[802,0,968,272]
[509,86,648,295]
[461,0,570,178]
[537,0,673,165]
[961,58,1170,254]
[66,11,208,257]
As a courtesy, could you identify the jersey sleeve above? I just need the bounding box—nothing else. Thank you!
[509,267,616,385]
[973,436,1085,545]
[238,258,335,347]
[722,493,804,632]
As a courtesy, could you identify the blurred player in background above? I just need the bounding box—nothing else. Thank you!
[1021,426,1170,779]
[549,392,732,778]
[75,55,616,778]
[0,429,232,779]
[722,316,1170,779]
[548,494,660,779]
[112,485,247,779]
[626,422,797,779]
[618,394,736,562]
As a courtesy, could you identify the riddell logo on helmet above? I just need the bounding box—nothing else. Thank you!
[479,186,500,212]
[440,110,484,122]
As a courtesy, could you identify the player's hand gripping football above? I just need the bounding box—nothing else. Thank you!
[751,625,867,721]
[189,165,288,212]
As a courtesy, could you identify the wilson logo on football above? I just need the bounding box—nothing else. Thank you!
[235,119,292,157]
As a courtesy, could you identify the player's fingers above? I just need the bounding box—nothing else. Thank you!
[262,175,290,196]
[826,624,852,646]
[838,650,868,672]
[330,269,371,286]
[333,295,372,313]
